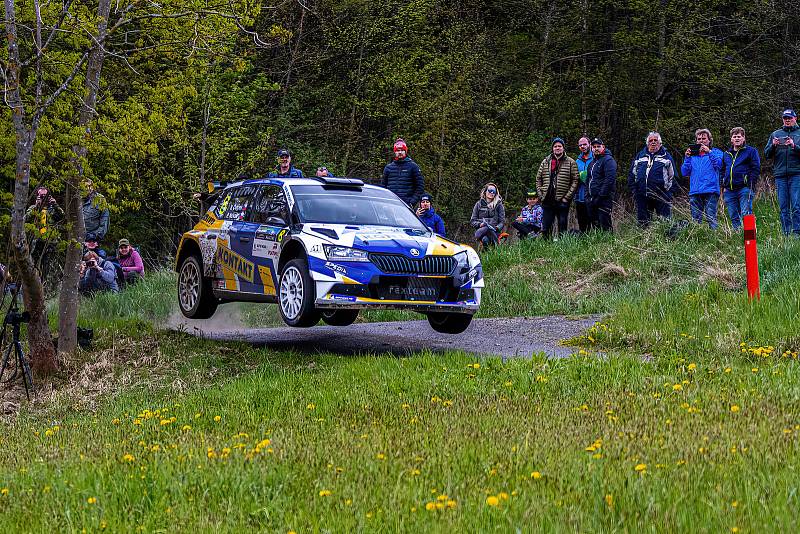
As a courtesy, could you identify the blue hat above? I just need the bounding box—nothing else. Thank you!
[551,137,565,147]
[782,109,797,118]
[277,148,291,157]
[420,193,432,202]
[85,232,99,243]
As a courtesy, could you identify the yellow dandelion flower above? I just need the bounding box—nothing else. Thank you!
[731,500,738,508]
[605,494,613,508]
[182,425,192,431]
[112,418,121,425]
[122,454,135,463]
[730,405,740,413]
[1,488,9,496]
[87,497,97,504]
[401,403,410,409]
[213,415,221,422]
[425,502,436,511]
[318,489,332,497]
[751,368,758,373]
[724,367,732,373]
[437,494,448,502]
[498,492,509,500]
[486,495,500,506]
[345,499,352,506]
[376,453,386,460]
[446,499,457,509]
[731,528,739,533]
[306,403,316,410]
[672,384,682,391]
[531,471,542,479]
[687,363,697,372]
[159,419,171,426]
[634,463,647,473]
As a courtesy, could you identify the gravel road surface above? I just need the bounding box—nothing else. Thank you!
[174,315,600,359]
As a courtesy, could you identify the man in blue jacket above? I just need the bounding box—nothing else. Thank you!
[268,148,305,178]
[721,127,761,230]
[416,193,446,236]
[586,138,617,232]
[682,128,723,229]
[628,132,676,227]
[382,138,425,206]
[764,109,800,235]
[574,136,594,233]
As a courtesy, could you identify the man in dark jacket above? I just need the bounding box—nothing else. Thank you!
[764,109,800,235]
[268,148,305,178]
[628,132,676,227]
[416,193,446,236]
[586,138,617,232]
[722,127,761,230]
[82,179,110,242]
[382,138,424,206]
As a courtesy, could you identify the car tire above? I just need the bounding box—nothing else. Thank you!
[178,255,218,319]
[320,309,360,326]
[426,312,473,334]
[278,258,320,327]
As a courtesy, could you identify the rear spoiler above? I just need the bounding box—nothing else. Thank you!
[313,176,364,187]
[206,180,229,194]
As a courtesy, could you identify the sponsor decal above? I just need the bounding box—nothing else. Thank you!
[330,294,356,302]
[387,286,437,298]
[200,213,216,226]
[216,244,255,283]
[410,248,420,257]
[283,185,294,210]
[253,239,280,259]
[215,193,232,218]
[255,225,283,241]
[277,228,288,242]
[325,262,347,275]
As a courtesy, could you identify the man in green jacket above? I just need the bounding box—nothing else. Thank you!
[535,137,579,238]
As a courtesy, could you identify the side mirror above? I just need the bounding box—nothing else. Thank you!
[265,216,287,226]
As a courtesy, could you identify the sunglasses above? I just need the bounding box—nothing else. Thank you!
[487,189,497,194]
[317,167,327,172]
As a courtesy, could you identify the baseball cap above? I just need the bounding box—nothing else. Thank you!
[782,109,797,118]
[118,238,131,247]
[526,188,538,198]
[85,232,98,243]
[420,194,432,202]
[277,148,291,157]
[590,137,605,146]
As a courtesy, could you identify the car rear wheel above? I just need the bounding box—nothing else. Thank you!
[178,255,218,319]
[320,309,360,326]
[279,258,320,327]
[426,312,473,334]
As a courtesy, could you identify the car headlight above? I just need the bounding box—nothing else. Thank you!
[324,244,370,262]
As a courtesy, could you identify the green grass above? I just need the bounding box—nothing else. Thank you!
[4,199,798,531]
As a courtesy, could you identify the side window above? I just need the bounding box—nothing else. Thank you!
[220,186,256,221]
[250,185,289,225]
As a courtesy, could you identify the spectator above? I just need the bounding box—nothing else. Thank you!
[117,238,144,284]
[628,132,676,227]
[721,127,761,230]
[26,186,64,277]
[381,138,425,206]
[574,137,594,233]
[682,128,724,229]
[586,138,617,232]
[470,183,505,247]
[267,148,305,178]
[79,251,119,294]
[83,232,108,259]
[512,188,543,239]
[416,193,446,236]
[764,109,800,235]
[315,166,334,177]
[82,179,110,242]
[535,137,579,238]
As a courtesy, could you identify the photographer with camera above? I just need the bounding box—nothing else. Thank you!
[79,251,119,295]
[682,128,723,229]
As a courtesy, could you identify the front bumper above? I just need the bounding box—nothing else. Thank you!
[314,277,481,312]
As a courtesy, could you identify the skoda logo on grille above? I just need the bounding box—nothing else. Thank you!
[409,248,420,257]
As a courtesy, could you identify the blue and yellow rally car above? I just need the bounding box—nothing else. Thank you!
[175,176,483,333]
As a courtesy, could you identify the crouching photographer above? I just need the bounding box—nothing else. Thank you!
[79,251,119,295]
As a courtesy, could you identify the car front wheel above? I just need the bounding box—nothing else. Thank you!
[278,258,320,327]
[426,312,473,334]
[178,255,218,319]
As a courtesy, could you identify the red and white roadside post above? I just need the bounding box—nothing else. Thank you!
[743,214,760,301]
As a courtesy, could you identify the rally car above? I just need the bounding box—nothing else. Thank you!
[175,176,483,334]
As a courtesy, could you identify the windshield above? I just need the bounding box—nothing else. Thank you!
[292,185,428,230]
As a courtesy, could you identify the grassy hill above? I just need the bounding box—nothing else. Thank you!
[2,203,799,532]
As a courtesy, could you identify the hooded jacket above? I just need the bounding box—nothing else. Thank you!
[535,153,580,204]
[682,147,723,195]
[267,165,305,178]
[764,124,800,178]
[382,156,425,206]
[628,146,676,198]
[82,191,110,241]
[586,149,617,201]
[574,151,594,203]
[470,184,505,230]
[721,145,761,191]
[418,207,446,236]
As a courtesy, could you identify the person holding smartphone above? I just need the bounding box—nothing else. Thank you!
[416,194,446,236]
[682,128,723,229]
[764,109,800,235]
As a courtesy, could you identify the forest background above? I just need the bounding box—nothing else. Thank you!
[2,0,799,259]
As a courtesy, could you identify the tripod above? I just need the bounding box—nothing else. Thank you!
[0,288,34,400]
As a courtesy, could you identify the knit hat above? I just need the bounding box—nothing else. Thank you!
[420,193,432,202]
[551,137,565,148]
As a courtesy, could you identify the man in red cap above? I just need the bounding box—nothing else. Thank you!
[381,138,425,206]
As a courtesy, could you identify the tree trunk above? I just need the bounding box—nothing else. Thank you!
[58,0,111,357]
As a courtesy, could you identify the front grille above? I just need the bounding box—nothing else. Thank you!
[369,253,456,275]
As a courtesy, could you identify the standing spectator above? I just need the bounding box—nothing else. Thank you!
[26,186,64,257]
[512,188,543,239]
[628,132,676,227]
[82,179,110,242]
[79,251,119,294]
[268,148,305,178]
[682,128,724,229]
[535,137,579,238]
[416,193,446,236]
[721,127,761,230]
[381,138,425,206]
[117,238,145,284]
[586,138,617,232]
[764,109,800,235]
[574,137,594,233]
[470,183,505,247]
[315,166,334,177]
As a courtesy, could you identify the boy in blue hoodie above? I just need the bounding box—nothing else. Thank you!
[721,127,761,230]
[682,128,723,229]
[416,193,446,236]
